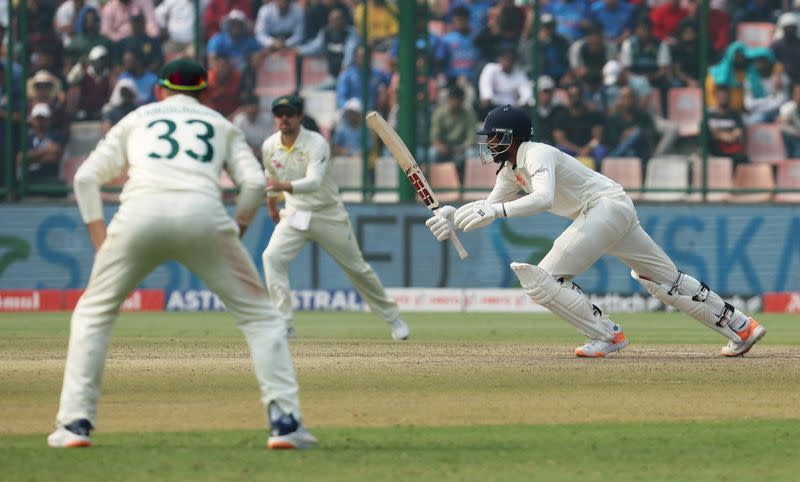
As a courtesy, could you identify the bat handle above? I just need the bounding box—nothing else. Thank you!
[445,219,469,259]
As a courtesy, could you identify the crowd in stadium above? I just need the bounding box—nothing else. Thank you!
[1,0,799,193]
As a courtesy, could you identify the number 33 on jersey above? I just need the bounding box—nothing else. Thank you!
[79,95,259,199]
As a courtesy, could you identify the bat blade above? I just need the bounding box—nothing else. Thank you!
[366,111,468,260]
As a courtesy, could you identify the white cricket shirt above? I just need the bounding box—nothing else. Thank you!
[487,142,625,220]
[261,126,342,211]
[73,94,266,226]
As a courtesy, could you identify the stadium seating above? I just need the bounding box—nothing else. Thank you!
[428,162,461,202]
[689,156,733,202]
[746,123,786,163]
[736,22,776,48]
[463,157,496,201]
[645,90,663,118]
[667,87,702,137]
[64,121,103,159]
[730,163,774,203]
[256,51,297,97]
[373,156,399,202]
[330,155,363,202]
[601,157,643,200]
[774,160,800,203]
[300,55,332,90]
[61,155,87,184]
[301,89,338,131]
[643,155,690,201]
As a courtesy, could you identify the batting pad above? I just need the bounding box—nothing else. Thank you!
[511,262,614,341]
[631,270,742,343]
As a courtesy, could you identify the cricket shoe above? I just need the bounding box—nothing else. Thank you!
[721,318,766,357]
[47,419,93,448]
[389,319,409,341]
[575,327,629,358]
[267,403,318,450]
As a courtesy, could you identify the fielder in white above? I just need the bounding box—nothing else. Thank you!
[48,59,316,449]
[261,94,409,340]
[427,105,767,357]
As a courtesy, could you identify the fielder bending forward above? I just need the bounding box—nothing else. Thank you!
[427,105,766,357]
[261,95,409,340]
[48,59,316,449]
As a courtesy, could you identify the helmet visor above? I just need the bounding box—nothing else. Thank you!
[478,129,513,164]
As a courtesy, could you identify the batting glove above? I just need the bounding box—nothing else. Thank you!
[454,200,506,232]
[425,205,456,241]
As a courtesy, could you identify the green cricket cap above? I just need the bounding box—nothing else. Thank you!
[271,95,304,114]
[158,58,208,92]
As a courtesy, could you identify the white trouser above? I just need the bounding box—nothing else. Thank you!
[56,194,301,427]
[539,194,679,286]
[262,205,400,324]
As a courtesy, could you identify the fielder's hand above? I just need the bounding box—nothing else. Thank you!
[455,199,504,232]
[425,205,456,241]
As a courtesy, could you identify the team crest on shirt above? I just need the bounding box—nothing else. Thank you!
[271,159,284,169]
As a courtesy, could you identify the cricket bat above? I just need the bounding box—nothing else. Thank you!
[366,111,469,260]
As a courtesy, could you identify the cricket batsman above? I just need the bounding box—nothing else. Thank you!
[426,105,766,357]
[48,59,317,449]
[261,95,409,341]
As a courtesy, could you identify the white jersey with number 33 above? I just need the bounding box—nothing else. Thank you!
[73,95,265,223]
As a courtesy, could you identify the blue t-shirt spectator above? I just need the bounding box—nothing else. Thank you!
[390,32,447,72]
[441,29,479,81]
[545,0,591,41]
[118,70,157,104]
[590,0,635,42]
[207,30,262,72]
[336,64,391,110]
[446,0,492,39]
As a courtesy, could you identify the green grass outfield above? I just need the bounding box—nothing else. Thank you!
[2,312,799,481]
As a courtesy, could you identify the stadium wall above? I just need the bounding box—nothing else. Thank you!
[1,203,799,299]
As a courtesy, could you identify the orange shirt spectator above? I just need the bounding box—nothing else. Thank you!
[206,54,242,118]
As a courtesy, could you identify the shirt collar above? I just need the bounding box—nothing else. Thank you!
[162,94,201,105]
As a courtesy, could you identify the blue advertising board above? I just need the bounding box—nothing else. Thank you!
[1,203,798,295]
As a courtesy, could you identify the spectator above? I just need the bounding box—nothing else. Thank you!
[154,0,197,56]
[54,0,100,45]
[581,70,611,113]
[534,75,567,145]
[101,78,138,135]
[478,48,532,115]
[553,83,607,168]
[100,0,159,43]
[353,0,399,51]
[684,0,729,59]
[604,86,657,161]
[297,7,358,82]
[571,23,611,81]
[118,48,157,104]
[118,13,164,72]
[18,103,65,189]
[207,9,264,73]
[446,0,493,40]
[473,3,522,62]
[520,13,570,84]
[66,7,114,60]
[706,41,750,111]
[303,0,352,43]
[203,0,252,40]
[619,16,671,91]
[332,97,368,156]
[669,19,706,87]
[733,0,781,28]
[543,0,591,41]
[441,6,480,83]
[206,50,242,118]
[707,85,747,166]
[744,47,789,124]
[389,15,448,75]
[771,13,800,85]
[429,85,477,180]
[335,47,391,111]
[649,0,686,41]
[779,83,800,158]
[589,0,635,47]
[487,0,526,42]
[232,93,274,156]
[26,70,70,142]
[22,0,60,58]
[255,0,304,51]
[66,45,111,120]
